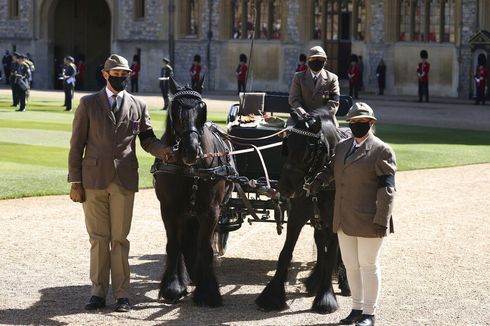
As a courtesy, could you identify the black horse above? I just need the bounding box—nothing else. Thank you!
[153,78,235,307]
[256,108,348,313]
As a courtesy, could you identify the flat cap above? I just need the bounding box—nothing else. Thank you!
[308,46,327,60]
[104,54,132,71]
[65,55,75,62]
[346,102,377,121]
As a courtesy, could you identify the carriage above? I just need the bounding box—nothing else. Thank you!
[152,79,352,311]
[216,91,352,255]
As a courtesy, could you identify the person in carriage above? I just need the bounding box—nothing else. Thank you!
[288,45,340,126]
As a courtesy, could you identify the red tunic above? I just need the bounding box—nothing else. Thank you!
[348,64,359,85]
[190,63,201,81]
[475,66,488,89]
[237,64,248,81]
[417,62,430,83]
[76,63,85,81]
[296,63,307,72]
[131,63,140,79]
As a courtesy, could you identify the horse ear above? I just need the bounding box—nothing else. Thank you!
[199,101,207,126]
[313,117,322,130]
[169,76,180,94]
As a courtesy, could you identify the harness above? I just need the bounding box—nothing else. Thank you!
[281,126,350,230]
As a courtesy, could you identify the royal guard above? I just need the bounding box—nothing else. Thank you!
[189,54,202,93]
[296,53,308,72]
[417,50,430,102]
[235,53,248,94]
[474,55,488,105]
[348,54,360,99]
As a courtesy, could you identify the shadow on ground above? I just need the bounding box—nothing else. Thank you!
[0,255,340,325]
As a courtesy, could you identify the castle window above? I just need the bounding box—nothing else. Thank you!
[9,0,19,18]
[134,0,145,19]
[231,0,282,40]
[398,0,454,43]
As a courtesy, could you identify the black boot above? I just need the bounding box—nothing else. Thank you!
[339,309,362,325]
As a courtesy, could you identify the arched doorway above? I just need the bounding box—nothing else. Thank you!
[52,0,111,90]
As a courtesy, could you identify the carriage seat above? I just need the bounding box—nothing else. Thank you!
[238,92,265,115]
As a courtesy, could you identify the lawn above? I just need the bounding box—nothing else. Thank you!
[1,97,489,199]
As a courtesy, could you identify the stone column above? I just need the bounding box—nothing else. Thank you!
[458,0,478,98]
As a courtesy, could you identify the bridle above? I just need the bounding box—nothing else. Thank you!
[282,124,334,197]
[168,89,205,155]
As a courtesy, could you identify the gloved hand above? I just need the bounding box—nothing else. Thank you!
[374,223,387,238]
[294,107,307,116]
[160,146,177,163]
[70,183,86,203]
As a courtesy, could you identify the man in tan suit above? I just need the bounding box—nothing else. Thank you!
[289,46,340,126]
[332,103,396,326]
[68,54,174,312]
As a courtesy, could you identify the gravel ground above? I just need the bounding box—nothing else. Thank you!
[0,163,489,325]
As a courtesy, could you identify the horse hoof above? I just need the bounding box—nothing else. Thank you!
[311,290,338,314]
[255,281,287,311]
[192,287,223,307]
[158,286,188,304]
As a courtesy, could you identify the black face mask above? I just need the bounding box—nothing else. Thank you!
[108,75,128,92]
[349,122,371,138]
[308,60,325,72]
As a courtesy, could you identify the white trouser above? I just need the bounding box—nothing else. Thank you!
[337,228,384,315]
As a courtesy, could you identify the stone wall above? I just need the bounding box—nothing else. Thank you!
[118,0,164,41]
[458,0,478,98]
[0,0,32,39]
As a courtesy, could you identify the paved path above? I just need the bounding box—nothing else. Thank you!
[0,164,489,325]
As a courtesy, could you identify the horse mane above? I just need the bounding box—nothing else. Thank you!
[311,108,340,146]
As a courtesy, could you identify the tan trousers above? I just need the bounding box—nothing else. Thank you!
[83,182,135,299]
[338,228,384,315]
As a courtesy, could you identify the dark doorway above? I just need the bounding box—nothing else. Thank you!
[53,0,110,91]
[321,0,352,79]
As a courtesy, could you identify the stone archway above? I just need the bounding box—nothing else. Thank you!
[48,0,111,91]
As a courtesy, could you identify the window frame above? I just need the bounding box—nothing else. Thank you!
[398,0,455,43]
[134,0,145,20]
[9,0,19,19]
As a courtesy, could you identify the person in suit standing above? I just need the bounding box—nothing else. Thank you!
[68,54,175,313]
[62,56,77,111]
[289,45,340,126]
[9,52,19,107]
[333,103,396,326]
[417,50,430,102]
[236,53,248,94]
[189,54,202,93]
[160,57,173,110]
[2,50,12,85]
[13,53,31,112]
[376,59,386,95]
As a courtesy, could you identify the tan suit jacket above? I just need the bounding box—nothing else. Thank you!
[289,68,340,121]
[332,134,396,238]
[68,89,168,192]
